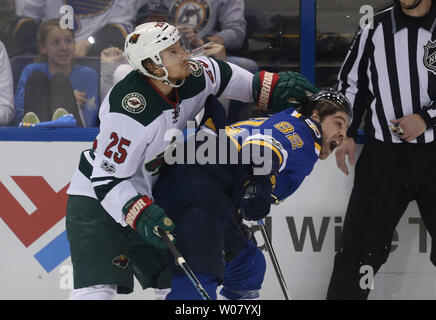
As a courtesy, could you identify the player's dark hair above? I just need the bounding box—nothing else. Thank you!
[249,87,352,123]
[299,87,352,122]
[299,99,348,122]
[141,58,166,77]
[249,98,351,123]
[36,19,75,63]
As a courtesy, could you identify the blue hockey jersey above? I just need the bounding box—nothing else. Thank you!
[224,108,323,202]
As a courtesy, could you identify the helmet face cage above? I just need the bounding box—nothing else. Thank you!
[124,22,188,87]
[310,88,353,123]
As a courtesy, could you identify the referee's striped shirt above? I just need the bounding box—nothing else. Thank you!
[338,3,436,144]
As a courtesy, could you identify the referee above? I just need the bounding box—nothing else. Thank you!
[327,0,436,299]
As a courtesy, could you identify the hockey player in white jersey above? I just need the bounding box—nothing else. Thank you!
[65,21,318,299]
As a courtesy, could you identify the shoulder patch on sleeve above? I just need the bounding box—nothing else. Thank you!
[121,92,146,114]
[109,71,162,127]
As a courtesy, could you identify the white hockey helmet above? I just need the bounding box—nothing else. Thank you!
[124,22,185,87]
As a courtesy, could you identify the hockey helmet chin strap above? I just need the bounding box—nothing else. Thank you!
[159,69,186,88]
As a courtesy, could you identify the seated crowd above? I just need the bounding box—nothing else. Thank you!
[0,0,259,127]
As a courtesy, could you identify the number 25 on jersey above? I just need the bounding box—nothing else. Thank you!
[103,132,131,164]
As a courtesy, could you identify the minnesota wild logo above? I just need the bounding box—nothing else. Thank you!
[122,92,146,114]
[129,33,140,44]
[112,255,129,269]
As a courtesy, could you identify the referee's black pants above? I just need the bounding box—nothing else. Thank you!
[327,139,436,299]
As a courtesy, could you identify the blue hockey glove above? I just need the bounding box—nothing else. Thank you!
[239,173,276,221]
[123,195,175,249]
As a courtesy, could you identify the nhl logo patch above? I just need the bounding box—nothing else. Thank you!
[424,40,436,74]
[122,93,146,114]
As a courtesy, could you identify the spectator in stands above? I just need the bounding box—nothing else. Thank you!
[0,40,15,125]
[100,2,229,102]
[19,0,138,56]
[13,19,99,127]
[100,1,176,100]
[135,0,257,122]
[0,0,38,57]
[166,0,258,74]
[100,46,125,100]
[134,0,257,70]
[135,0,172,25]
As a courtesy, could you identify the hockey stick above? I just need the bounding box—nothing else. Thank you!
[257,219,291,300]
[157,228,212,300]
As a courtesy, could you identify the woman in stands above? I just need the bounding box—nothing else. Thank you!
[13,19,99,127]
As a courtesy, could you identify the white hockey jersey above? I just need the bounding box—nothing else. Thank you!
[67,57,253,226]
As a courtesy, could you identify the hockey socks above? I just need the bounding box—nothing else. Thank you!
[220,240,266,300]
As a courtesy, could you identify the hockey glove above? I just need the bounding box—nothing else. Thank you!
[239,173,276,221]
[252,70,319,112]
[123,195,175,249]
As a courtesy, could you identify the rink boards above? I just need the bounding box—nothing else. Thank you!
[0,137,435,300]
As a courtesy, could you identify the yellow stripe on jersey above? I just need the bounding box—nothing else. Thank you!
[12,18,35,38]
[314,142,321,156]
[231,118,267,128]
[225,126,243,136]
[204,118,216,131]
[225,126,242,151]
[271,194,280,205]
[291,110,302,118]
[241,140,284,167]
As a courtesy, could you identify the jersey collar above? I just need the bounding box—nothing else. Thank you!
[146,77,180,109]
[392,2,436,32]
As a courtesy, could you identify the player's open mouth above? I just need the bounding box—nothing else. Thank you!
[329,139,339,151]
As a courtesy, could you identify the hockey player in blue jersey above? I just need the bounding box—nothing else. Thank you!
[152,88,352,300]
